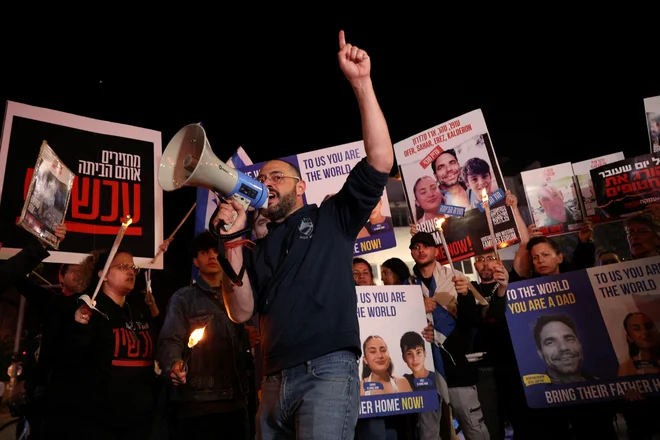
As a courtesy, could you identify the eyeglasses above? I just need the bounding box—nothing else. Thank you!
[110,263,140,275]
[256,172,300,185]
[475,256,498,263]
[625,228,654,237]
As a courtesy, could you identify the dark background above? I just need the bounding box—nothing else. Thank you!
[0,18,658,311]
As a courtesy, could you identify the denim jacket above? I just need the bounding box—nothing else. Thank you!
[157,275,249,404]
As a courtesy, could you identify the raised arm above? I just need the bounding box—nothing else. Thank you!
[338,30,393,174]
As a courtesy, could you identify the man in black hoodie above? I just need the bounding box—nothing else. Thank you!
[214,30,394,439]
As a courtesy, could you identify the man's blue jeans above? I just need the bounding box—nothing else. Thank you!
[257,350,359,440]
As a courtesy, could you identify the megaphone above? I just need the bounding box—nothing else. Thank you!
[158,123,269,230]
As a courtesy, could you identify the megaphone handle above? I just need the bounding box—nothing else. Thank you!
[208,201,252,241]
[207,201,253,286]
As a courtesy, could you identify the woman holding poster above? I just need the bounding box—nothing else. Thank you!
[360,335,413,396]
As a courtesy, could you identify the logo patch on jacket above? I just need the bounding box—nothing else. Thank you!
[298,217,314,239]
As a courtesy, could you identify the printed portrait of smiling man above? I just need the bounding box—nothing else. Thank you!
[533,314,594,384]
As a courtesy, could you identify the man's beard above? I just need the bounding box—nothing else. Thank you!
[478,268,494,283]
[416,258,435,269]
[262,189,296,222]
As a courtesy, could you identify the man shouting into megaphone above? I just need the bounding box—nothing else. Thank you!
[214,30,395,440]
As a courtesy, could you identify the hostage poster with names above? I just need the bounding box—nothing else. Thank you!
[590,152,660,219]
[0,101,163,267]
[393,109,520,264]
[356,284,438,418]
[505,257,660,409]
[236,141,397,256]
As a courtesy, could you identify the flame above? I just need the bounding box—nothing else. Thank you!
[188,327,205,348]
[122,215,133,227]
[434,217,446,230]
[481,188,488,202]
[498,242,509,249]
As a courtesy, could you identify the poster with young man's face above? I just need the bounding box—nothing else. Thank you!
[394,109,520,265]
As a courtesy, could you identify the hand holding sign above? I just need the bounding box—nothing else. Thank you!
[578,220,594,244]
[54,223,67,241]
[424,297,437,313]
[452,276,470,296]
[422,322,434,344]
[505,190,518,209]
[338,30,370,85]
[528,223,544,239]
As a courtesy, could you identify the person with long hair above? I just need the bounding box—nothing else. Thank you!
[618,312,660,376]
[67,248,157,439]
[412,175,445,223]
[360,335,412,396]
[380,258,411,286]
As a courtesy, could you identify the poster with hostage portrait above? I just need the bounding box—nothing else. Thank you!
[521,162,584,237]
[590,152,660,219]
[356,284,439,418]
[506,257,660,409]
[591,257,660,379]
[18,141,74,249]
[236,140,397,256]
[394,109,521,264]
[644,95,660,153]
[0,101,163,267]
[571,152,625,225]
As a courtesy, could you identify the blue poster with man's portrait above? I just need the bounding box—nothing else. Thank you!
[506,258,660,408]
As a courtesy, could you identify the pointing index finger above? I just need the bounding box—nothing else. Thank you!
[339,30,346,49]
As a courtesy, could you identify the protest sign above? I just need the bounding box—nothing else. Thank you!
[506,257,660,408]
[591,152,660,219]
[0,101,163,267]
[393,109,520,264]
[571,152,625,225]
[356,284,438,418]
[521,163,585,236]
